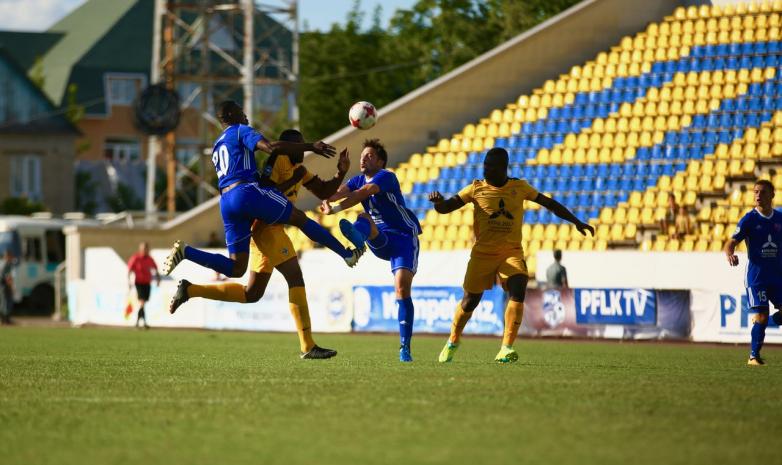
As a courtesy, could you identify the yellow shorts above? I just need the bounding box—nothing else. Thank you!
[249,224,297,273]
[462,248,528,294]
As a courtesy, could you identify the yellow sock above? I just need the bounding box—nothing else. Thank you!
[188,282,247,303]
[289,287,315,353]
[502,300,524,347]
[449,303,473,344]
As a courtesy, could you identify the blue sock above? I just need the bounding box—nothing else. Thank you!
[750,319,768,358]
[184,245,235,276]
[301,219,351,258]
[353,216,371,241]
[397,297,415,347]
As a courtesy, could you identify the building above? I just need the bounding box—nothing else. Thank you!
[0,0,293,213]
[0,47,79,214]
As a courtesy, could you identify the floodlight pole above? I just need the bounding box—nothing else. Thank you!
[243,0,254,125]
[145,0,165,223]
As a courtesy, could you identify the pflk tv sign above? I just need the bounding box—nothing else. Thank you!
[575,289,657,325]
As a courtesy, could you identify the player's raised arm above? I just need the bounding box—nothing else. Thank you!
[305,148,351,200]
[428,191,465,214]
[322,183,380,214]
[533,193,595,237]
[257,139,336,159]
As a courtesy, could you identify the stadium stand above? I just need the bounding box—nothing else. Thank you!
[297,1,782,272]
[292,1,782,276]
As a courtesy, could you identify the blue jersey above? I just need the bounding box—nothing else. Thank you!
[346,169,421,236]
[211,124,265,190]
[732,209,782,286]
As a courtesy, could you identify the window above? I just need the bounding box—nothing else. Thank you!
[106,74,146,107]
[22,236,41,262]
[104,139,140,163]
[9,155,42,200]
[45,230,65,264]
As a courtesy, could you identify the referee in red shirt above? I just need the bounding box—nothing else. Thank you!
[127,242,160,329]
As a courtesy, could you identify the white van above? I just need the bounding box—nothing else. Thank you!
[0,216,87,312]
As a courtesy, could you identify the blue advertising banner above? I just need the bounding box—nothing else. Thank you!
[574,288,657,325]
[352,285,506,335]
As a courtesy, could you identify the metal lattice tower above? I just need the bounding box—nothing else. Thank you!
[146,0,299,219]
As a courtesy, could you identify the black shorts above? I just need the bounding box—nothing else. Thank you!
[135,284,151,301]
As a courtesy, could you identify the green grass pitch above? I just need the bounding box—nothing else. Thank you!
[1,327,781,465]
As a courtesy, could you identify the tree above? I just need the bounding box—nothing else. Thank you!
[0,197,47,215]
[298,0,580,138]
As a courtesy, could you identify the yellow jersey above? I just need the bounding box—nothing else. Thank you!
[267,154,314,203]
[457,178,538,254]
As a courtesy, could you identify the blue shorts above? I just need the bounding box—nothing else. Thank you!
[367,229,419,274]
[746,284,782,311]
[220,183,293,254]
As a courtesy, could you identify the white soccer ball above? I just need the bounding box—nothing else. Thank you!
[349,101,377,130]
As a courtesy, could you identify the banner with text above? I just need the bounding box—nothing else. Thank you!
[690,288,782,343]
[522,288,690,339]
[352,285,506,335]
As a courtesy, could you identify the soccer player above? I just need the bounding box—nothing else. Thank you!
[429,147,594,363]
[168,129,350,359]
[321,139,421,362]
[127,242,160,329]
[161,101,365,279]
[725,179,782,366]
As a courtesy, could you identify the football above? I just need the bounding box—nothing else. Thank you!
[349,101,377,130]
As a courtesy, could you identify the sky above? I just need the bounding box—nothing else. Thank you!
[0,0,418,32]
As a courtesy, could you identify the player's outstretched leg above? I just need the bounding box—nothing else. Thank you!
[748,312,769,366]
[170,280,249,314]
[163,240,236,277]
[287,209,364,267]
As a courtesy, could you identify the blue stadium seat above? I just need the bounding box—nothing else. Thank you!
[524,210,537,223]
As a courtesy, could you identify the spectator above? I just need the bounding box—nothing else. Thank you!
[127,242,160,329]
[674,205,694,239]
[545,249,569,289]
[660,195,677,234]
[0,250,15,325]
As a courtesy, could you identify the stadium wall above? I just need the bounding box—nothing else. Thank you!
[297,0,688,210]
[63,198,221,281]
[70,247,779,345]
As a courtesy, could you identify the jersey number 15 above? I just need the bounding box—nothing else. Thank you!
[212,144,229,179]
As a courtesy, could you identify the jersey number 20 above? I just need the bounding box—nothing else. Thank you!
[212,145,229,179]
